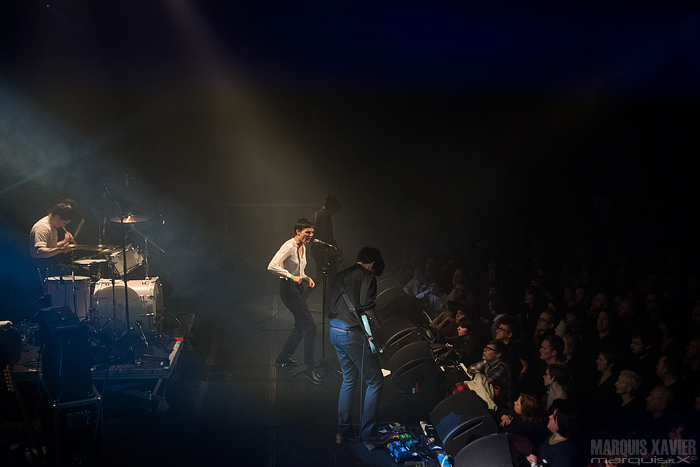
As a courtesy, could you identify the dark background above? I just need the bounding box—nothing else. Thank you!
[1,1,699,315]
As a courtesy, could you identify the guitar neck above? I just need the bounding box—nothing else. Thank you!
[4,365,44,463]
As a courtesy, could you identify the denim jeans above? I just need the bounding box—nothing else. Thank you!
[330,326,384,439]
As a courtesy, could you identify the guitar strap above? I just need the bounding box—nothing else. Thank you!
[338,274,378,354]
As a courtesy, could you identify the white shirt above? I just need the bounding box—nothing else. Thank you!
[29,215,57,258]
[267,238,308,280]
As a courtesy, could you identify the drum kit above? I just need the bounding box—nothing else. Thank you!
[42,213,166,351]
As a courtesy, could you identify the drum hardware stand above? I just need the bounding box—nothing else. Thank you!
[127,224,178,332]
[103,185,133,334]
[36,268,51,308]
[134,320,149,347]
[294,243,341,378]
[126,225,166,278]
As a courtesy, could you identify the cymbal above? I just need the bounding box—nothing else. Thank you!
[66,244,104,251]
[94,244,119,253]
[110,214,149,223]
[73,258,108,265]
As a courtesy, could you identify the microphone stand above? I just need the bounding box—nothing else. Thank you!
[295,242,341,378]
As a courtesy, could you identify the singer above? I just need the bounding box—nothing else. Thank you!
[328,246,389,450]
[267,218,323,384]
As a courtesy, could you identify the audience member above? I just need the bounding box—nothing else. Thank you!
[585,350,621,424]
[544,363,571,415]
[586,310,622,360]
[467,340,512,408]
[487,294,509,339]
[496,317,529,391]
[604,370,648,439]
[616,299,641,344]
[527,407,578,467]
[629,328,659,398]
[684,338,700,394]
[445,317,480,365]
[562,332,588,385]
[429,301,459,342]
[632,386,673,447]
[403,264,429,297]
[383,227,700,464]
[563,308,584,336]
[416,280,449,318]
[520,286,548,342]
[656,352,695,410]
[533,310,559,351]
[499,394,549,457]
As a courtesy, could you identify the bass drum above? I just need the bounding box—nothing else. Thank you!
[46,276,91,319]
[92,277,163,333]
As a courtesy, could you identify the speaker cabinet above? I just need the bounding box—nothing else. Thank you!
[429,390,498,456]
[453,433,517,467]
[52,388,103,466]
[39,307,93,403]
[389,341,437,394]
[375,278,426,325]
[375,315,422,358]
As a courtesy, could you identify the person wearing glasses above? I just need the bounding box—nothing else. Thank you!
[629,329,657,399]
[543,363,571,415]
[533,311,558,351]
[467,340,512,408]
[495,317,529,393]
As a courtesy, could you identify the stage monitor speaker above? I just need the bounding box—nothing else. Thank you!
[430,390,498,456]
[389,341,437,394]
[374,315,422,358]
[39,307,93,403]
[37,306,80,347]
[375,278,426,325]
[453,433,517,467]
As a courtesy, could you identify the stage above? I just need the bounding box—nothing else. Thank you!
[3,275,450,467]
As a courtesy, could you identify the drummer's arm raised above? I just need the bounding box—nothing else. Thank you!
[57,230,74,247]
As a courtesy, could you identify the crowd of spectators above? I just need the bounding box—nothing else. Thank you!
[394,237,700,466]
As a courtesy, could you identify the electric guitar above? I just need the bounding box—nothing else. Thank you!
[4,365,45,466]
[360,314,379,354]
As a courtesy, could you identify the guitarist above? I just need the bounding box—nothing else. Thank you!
[328,246,390,451]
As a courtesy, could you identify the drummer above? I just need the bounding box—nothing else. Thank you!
[29,199,77,263]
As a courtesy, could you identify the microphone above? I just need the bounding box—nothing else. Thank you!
[312,239,337,249]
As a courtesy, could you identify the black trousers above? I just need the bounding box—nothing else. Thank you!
[279,279,316,367]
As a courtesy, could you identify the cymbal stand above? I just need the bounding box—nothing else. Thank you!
[126,225,176,333]
[127,225,166,278]
[103,185,132,333]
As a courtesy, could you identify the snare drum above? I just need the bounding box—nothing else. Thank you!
[46,276,91,319]
[92,277,163,332]
[109,244,143,276]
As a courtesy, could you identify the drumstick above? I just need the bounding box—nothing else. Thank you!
[72,218,85,241]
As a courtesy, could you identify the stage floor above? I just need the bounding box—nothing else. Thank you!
[5,275,449,467]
